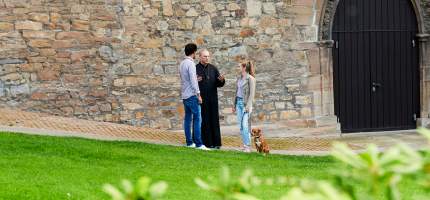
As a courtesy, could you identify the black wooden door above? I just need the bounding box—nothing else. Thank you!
[333,0,420,132]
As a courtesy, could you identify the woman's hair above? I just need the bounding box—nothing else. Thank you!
[241,60,255,77]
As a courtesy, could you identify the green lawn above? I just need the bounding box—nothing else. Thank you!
[0,132,424,200]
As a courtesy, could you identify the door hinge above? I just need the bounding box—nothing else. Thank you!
[335,41,339,49]
[413,113,417,121]
[412,39,416,47]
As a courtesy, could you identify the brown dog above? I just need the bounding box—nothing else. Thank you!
[251,128,270,154]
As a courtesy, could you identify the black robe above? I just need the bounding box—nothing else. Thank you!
[196,63,225,148]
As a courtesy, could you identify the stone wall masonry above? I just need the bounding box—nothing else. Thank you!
[0,0,321,129]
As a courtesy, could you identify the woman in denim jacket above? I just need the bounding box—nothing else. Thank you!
[232,61,256,152]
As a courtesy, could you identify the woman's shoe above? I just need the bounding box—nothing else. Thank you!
[243,146,251,153]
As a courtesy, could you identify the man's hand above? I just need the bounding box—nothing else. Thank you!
[197,75,203,82]
[218,74,225,81]
[198,95,203,104]
[232,107,236,113]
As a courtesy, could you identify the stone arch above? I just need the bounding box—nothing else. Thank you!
[319,0,426,40]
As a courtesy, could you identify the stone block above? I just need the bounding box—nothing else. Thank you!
[28,39,52,48]
[60,107,74,116]
[13,8,30,14]
[293,0,314,7]
[39,49,56,56]
[263,103,274,110]
[263,2,276,14]
[37,68,60,81]
[71,20,89,31]
[123,103,143,110]
[20,63,42,72]
[163,0,173,16]
[288,6,314,15]
[186,8,199,17]
[10,84,30,96]
[150,118,171,129]
[135,111,144,119]
[30,92,48,100]
[283,119,315,128]
[15,21,42,30]
[295,15,314,26]
[1,73,22,82]
[0,22,14,31]
[143,8,159,18]
[52,40,75,49]
[23,31,55,39]
[240,28,255,37]
[227,3,241,11]
[246,0,262,17]
[98,46,118,63]
[178,18,193,30]
[88,105,100,115]
[275,102,285,109]
[286,83,300,93]
[0,64,19,75]
[71,51,90,63]
[203,3,217,13]
[99,103,112,112]
[56,31,91,40]
[225,114,236,124]
[295,95,312,105]
[280,110,299,120]
[89,89,107,98]
[29,13,49,24]
[228,46,247,58]
[0,59,25,65]
[136,38,164,48]
[300,107,312,117]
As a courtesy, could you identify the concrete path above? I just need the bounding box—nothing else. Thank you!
[0,108,428,155]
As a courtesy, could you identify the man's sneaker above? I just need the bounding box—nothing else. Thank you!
[196,145,211,151]
[186,143,196,148]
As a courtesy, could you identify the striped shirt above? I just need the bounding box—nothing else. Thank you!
[179,56,200,99]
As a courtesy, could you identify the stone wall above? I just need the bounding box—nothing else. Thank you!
[0,0,320,129]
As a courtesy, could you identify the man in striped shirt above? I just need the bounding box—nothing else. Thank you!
[179,43,209,150]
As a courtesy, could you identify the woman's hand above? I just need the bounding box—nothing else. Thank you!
[232,107,236,113]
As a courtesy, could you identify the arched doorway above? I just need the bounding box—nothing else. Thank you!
[332,0,420,132]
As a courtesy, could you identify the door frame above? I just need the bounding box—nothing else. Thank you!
[315,0,430,131]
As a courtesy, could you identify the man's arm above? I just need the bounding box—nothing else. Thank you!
[188,61,202,103]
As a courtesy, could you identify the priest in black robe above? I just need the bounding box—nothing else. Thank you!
[196,49,225,149]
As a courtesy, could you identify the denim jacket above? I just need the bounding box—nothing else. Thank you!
[234,73,256,113]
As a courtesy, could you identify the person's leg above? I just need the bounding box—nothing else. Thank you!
[236,100,243,132]
[241,112,251,147]
[190,96,203,147]
[200,104,211,147]
[236,99,247,147]
[183,98,193,146]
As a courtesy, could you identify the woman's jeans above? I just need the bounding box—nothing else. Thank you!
[183,96,203,147]
[236,97,251,146]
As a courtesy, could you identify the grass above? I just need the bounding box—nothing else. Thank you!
[0,132,425,200]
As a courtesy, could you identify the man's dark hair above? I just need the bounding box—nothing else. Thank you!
[184,43,197,56]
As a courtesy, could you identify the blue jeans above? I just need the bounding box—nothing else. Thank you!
[236,97,251,146]
[183,96,203,147]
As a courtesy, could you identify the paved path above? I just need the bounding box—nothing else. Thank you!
[0,108,427,155]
